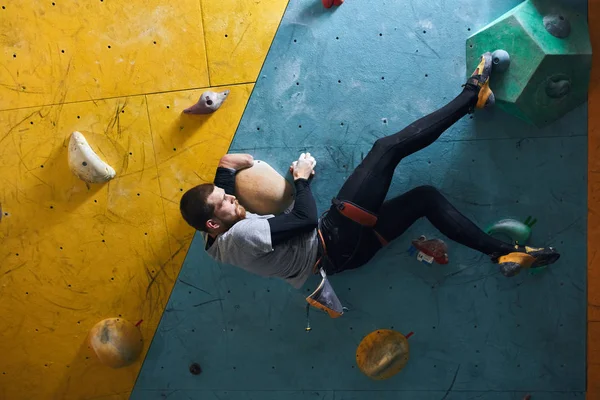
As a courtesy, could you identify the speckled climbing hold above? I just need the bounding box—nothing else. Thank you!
[183,90,230,114]
[88,318,143,368]
[356,329,410,380]
[492,49,510,73]
[544,14,571,38]
[466,0,592,127]
[486,218,532,244]
[409,236,449,265]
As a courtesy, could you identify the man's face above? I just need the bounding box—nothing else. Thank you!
[206,186,246,230]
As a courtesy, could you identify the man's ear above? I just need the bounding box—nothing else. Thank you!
[206,219,220,231]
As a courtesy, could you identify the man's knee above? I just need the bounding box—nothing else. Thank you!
[372,136,393,154]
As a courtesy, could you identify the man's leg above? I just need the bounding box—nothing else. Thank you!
[374,186,560,276]
[334,53,495,214]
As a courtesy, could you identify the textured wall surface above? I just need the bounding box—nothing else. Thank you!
[0,0,287,398]
[133,0,589,399]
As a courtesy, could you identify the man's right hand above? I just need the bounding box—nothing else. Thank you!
[290,153,317,181]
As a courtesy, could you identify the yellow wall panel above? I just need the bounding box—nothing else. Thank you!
[146,84,254,257]
[0,96,178,399]
[202,0,289,86]
[0,0,284,396]
[0,0,209,110]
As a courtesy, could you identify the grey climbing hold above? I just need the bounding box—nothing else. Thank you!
[491,49,510,73]
[183,90,230,114]
[545,74,571,98]
[543,14,571,38]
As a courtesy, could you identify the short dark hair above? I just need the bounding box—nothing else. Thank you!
[180,183,215,232]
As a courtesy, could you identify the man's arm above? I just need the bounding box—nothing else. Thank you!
[218,154,254,170]
[268,153,318,246]
[268,178,318,246]
[213,154,254,196]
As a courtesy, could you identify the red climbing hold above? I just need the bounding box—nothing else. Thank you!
[411,236,449,265]
[322,0,344,8]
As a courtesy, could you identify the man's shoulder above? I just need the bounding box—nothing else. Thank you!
[214,214,273,254]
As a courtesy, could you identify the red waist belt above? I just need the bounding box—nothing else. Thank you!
[331,198,389,246]
[314,198,390,273]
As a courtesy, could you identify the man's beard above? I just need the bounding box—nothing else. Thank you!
[235,201,247,220]
[222,202,247,230]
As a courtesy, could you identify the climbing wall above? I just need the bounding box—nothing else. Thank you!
[133,0,590,399]
[0,0,287,399]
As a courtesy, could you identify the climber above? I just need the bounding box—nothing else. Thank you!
[179,52,560,289]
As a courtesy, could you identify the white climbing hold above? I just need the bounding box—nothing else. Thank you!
[183,90,230,114]
[68,131,116,184]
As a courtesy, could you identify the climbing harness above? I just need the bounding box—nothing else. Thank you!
[305,198,390,326]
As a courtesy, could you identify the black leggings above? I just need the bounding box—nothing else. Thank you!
[320,87,517,274]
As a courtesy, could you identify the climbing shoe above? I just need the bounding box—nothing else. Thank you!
[465,52,495,109]
[492,246,560,277]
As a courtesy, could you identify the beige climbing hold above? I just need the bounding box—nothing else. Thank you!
[235,160,295,215]
[88,318,143,368]
[183,90,230,114]
[68,131,116,184]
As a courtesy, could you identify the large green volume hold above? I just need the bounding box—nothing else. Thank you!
[466,0,592,127]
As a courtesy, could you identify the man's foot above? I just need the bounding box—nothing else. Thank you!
[466,52,495,109]
[492,246,560,277]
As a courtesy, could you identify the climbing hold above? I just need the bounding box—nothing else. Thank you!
[189,363,202,375]
[543,14,571,38]
[356,329,410,380]
[235,160,295,215]
[545,74,571,98]
[491,49,510,73]
[68,131,116,184]
[486,219,532,244]
[88,318,143,368]
[322,0,344,8]
[183,90,230,114]
[409,236,449,265]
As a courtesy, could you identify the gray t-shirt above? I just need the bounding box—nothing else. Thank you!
[205,212,319,289]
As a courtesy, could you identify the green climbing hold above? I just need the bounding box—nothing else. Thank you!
[466,0,592,127]
[486,218,533,244]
